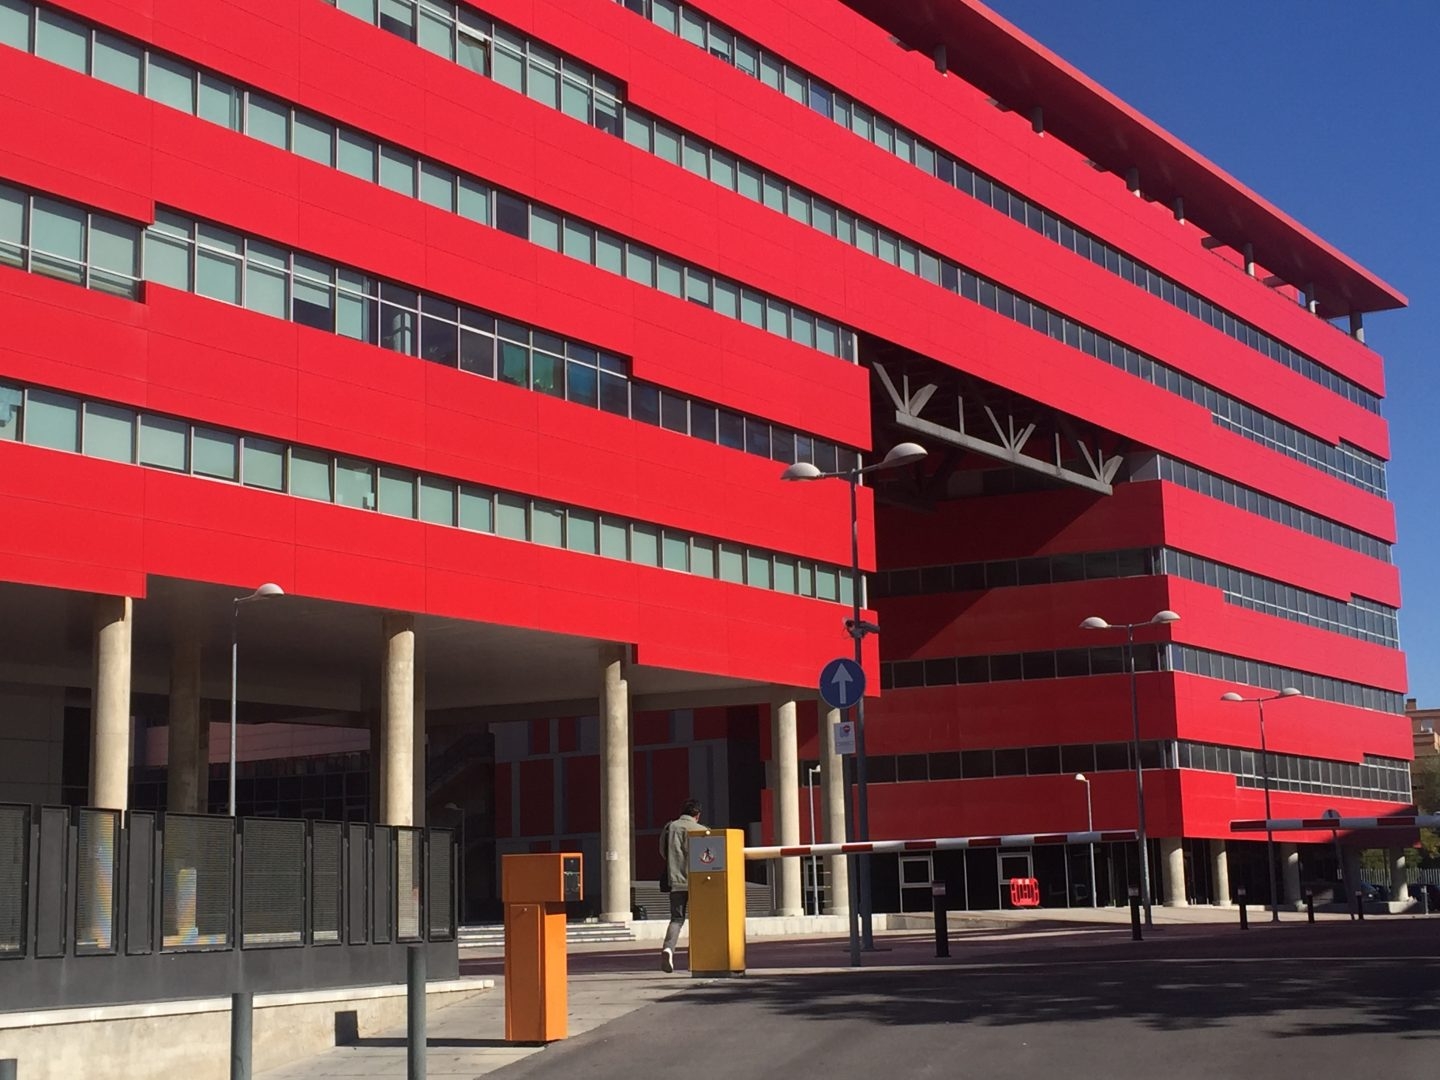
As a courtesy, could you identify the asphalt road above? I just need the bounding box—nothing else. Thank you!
[477,922,1440,1080]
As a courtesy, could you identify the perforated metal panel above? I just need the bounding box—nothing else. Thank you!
[311,822,342,944]
[241,818,305,947]
[75,809,120,954]
[0,804,29,957]
[396,828,422,942]
[347,823,369,945]
[35,807,68,958]
[125,812,155,955]
[162,814,233,950]
[426,828,454,941]
[371,827,393,944]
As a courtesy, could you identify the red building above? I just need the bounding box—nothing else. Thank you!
[0,0,1410,919]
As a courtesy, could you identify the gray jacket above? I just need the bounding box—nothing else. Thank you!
[660,813,701,891]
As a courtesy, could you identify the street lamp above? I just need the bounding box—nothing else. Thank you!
[229,582,284,816]
[782,441,927,950]
[807,765,822,916]
[1221,688,1302,921]
[1075,773,1096,908]
[1079,609,1179,926]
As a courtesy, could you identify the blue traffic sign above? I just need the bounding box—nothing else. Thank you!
[819,657,866,710]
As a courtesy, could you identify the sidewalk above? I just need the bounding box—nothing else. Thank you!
[255,970,689,1080]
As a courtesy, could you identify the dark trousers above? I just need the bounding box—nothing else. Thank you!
[662,890,689,951]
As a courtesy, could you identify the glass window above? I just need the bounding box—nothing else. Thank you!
[746,552,771,589]
[691,537,715,578]
[138,415,188,470]
[630,523,659,566]
[29,197,84,284]
[491,27,524,91]
[0,184,23,268]
[379,0,417,41]
[195,232,242,304]
[566,509,598,554]
[660,531,688,571]
[244,241,288,318]
[595,231,623,274]
[242,437,285,490]
[335,458,375,509]
[457,178,490,224]
[458,25,488,75]
[561,73,591,122]
[532,501,564,546]
[457,484,493,531]
[88,217,140,297]
[198,74,242,129]
[379,146,417,196]
[495,191,528,239]
[418,4,454,58]
[526,46,560,108]
[0,0,29,51]
[562,219,594,263]
[337,130,377,181]
[496,492,527,539]
[377,467,415,516]
[83,403,135,462]
[289,447,332,501]
[293,273,335,332]
[246,93,290,148]
[0,384,22,441]
[93,33,143,93]
[293,112,335,165]
[718,544,744,584]
[35,8,87,72]
[417,476,455,525]
[193,426,239,480]
[599,517,628,559]
[25,389,80,451]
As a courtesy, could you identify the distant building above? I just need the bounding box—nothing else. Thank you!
[1407,700,1440,763]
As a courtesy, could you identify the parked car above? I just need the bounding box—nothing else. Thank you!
[1358,880,1388,901]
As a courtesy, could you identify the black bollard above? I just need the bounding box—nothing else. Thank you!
[932,883,950,958]
[408,945,426,1080]
[1128,887,1142,941]
[1237,886,1249,930]
[231,992,253,1080]
[1355,891,1365,921]
[1305,890,1315,923]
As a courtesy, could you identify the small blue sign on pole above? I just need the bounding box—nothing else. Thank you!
[819,657,866,710]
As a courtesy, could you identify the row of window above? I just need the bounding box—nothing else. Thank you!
[0,179,857,473]
[321,0,1383,494]
[1140,455,1391,562]
[796,740,1411,804]
[1157,549,1398,648]
[1167,645,1404,715]
[612,0,1380,413]
[1180,742,1411,803]
[879,640,1402,716]
[0,380,857,602]
[876,546,1399,649]
[880,644,1165,691]
[0,0,859,363]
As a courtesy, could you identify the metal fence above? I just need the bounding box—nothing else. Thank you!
[0,805,457,1012]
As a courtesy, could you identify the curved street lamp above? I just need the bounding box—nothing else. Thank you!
[1079,609,1180,925]
[1221,688,1302,920]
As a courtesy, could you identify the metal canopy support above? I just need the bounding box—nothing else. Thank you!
[873,363,1120,495]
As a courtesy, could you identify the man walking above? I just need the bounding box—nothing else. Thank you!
[659,798,702,973]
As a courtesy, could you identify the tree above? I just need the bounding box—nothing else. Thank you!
[1413,756,1440,865]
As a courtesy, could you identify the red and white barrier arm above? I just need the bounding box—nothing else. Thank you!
[1230,814,1440,832]
[744,829,1137,861]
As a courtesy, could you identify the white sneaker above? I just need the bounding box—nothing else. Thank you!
[661,947,674,973]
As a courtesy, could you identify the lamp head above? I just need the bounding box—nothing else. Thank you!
[1220,692,1245,702]
[877,442,928,469]
[253,582,284,598]
[1074,773,1087,783]
[780,462,824,481]
[1079,616,1109,631]
[1279,687,1302,698]
[1150,609,1180,625]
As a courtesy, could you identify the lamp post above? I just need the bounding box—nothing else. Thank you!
[782,441,927,949]
[1075,773,1096,908]
[229,583,284,817]
[1221,688,1302,921]
[807,765,821,916]
[1079,609,1179,926]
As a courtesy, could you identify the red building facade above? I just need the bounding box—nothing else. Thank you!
[0,0,1409,914]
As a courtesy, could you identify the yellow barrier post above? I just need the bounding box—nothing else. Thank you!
[686,829,745,977]
[502,853,583,1042]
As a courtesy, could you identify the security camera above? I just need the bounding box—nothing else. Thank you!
[845,618,881,637]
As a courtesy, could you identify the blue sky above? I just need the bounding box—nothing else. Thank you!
[985,0,1437,706]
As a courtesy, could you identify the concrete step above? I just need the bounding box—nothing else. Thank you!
[458,923,636,949]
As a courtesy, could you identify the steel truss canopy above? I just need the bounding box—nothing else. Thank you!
[746,829,1138,860]
[840,0,1406,318]
[873,360,1126,495]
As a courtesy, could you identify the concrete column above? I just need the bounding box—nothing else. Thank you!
[91,595,133,811]
[1210,840,1232,906]
[412,629,426,828]
[196,702,211,813]
[819,705,849,915]
[1160,837,1188,906]
[1391,848,1408,904]
[1172,196,1186,224]
[166,635,203,813]
[1281,842,1302,906]
[771,694,802,917]
[1342,847,1364,901]
[380,612,416,827]
[599,644,632,923]
[1243,242,1256,277]
[1349,311,1366,343]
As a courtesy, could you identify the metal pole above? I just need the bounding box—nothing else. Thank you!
[1126,626,1153,926]
[848,475,874,950]
[230,991,253,1080]
[1085,782,1097,908]
[228,601,239,817]
[457,812,466,925]
[1258,699,1281,922]
[807,766,819,916]
[408,945,426,1080]
[843,751,860,967]
[932,884,950,957]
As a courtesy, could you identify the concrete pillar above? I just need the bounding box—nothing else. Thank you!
[771,695,802,917]
[1305,282,1318,314]
[1391,848,1408,904]
[1281,843,1302,906]
[1160,837,1188,906]
[1349,311,1366,343]
[818,705,849,915]
[1172,196,1185,224]
[1243,242,1255,277]
[1342,847,1364,901]
[1210,840,1232,906]
[196,702,211,813]
[412,629,426,828]
[91,595,133,811]
[166,635,203,813]
[599,644,632,923]
[380,612,416,827]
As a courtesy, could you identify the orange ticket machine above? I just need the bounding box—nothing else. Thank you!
[502,852,582,1043]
